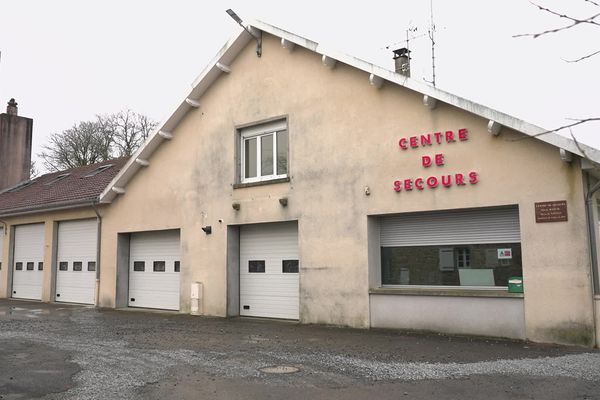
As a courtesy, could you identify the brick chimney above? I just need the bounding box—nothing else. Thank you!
[393,48,411,77]
[0,98,33,191]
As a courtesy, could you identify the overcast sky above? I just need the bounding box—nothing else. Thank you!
[1,0,598,173]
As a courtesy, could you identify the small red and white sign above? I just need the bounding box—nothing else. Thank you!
[498,248,512,259]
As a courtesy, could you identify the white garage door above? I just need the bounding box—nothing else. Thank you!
[12,223,45,300]
[240,222,299,320]
[128,230,180,310]
[55,219,98,304]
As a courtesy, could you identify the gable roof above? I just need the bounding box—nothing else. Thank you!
[99,19,600,204]
[0,157,129,217]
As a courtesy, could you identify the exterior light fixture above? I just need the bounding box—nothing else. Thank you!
[225,9,262,57]
[232,202,241,211]
[201,226,212,234]
[279,197,288,207]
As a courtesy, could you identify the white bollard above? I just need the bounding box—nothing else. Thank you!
[190,282,203,315]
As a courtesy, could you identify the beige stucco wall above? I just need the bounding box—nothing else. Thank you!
[0,207,100,301]
[97,33,595,344]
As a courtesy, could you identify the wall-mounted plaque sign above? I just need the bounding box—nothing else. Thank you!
[535,200,568,223]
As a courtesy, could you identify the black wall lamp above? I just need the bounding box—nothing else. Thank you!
[201,226,212,235]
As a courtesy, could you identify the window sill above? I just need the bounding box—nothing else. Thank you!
[233,177,290,189]
[369,287,524,299]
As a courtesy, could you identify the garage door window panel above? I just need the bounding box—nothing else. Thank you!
[59,262,68,271]
[249,260,265,273]
[73,262,83,271]
[38,262,43,271]
[26,262,34,271]
[87,261,96,272]
[15,262,23,270]
[282,259,299,273]
[153,261,166,272]
[133,261,145,272]
[174,261,180,272]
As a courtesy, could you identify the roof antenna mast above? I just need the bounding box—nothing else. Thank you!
[428,0,437,87]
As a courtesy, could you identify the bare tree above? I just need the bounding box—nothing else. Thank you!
[39,121,113,171]
[98,110,157,157]
[39,110,156,172]
[514,0,600,62]
[513,1,600,144]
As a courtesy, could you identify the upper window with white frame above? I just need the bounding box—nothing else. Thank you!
[240,119,288,184]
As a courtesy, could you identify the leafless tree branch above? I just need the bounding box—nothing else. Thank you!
[562,49,600,62]
[513,1,600,39]
[512,117,600,141]
[569,128,591,160]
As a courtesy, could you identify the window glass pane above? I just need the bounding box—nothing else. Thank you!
[277,130,288,175]
[88,261,96,272]
[248,260,265,273]
[73,262,83,271]
[261,134,273,176]
[59,261,68,271]
[282,259,299,273]
[38,262,43,271]
[244,138,257,178]
[153,261,166,272]
[381,243,522,287]
[26,262,34,271]
[15,262,23,270]
[133,261,145,272]
[174,261,180,272]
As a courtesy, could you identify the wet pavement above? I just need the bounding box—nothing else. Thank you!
[0,299,599,399]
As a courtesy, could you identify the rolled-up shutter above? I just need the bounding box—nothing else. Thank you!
[381,206,520,247]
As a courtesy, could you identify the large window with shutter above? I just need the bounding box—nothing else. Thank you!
[380,206,522,288]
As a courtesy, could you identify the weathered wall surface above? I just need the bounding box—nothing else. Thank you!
[0,113,32,191]
[0,208,100,300]
[98,33,594,343]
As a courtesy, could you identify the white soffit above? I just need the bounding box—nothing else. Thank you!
[99,19,600,204]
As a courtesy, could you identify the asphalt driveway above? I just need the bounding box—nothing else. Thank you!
[0,299,599,399]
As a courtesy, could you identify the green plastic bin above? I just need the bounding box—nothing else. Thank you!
[508,277,524,293]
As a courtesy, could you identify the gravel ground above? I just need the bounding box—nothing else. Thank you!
[0,299,599,400]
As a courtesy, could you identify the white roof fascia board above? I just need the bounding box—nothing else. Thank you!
[101,19,600,203]
[99,29,254,203]
[249,19,600,164]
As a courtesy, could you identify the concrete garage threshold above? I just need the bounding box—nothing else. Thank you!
[0,299,599,400]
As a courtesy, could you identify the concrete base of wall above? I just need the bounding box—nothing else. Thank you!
[370,294,526,340]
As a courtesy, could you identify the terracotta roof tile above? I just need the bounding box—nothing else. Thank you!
[0,157,129,216]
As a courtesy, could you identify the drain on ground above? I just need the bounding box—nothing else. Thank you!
[259,365,300,374]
